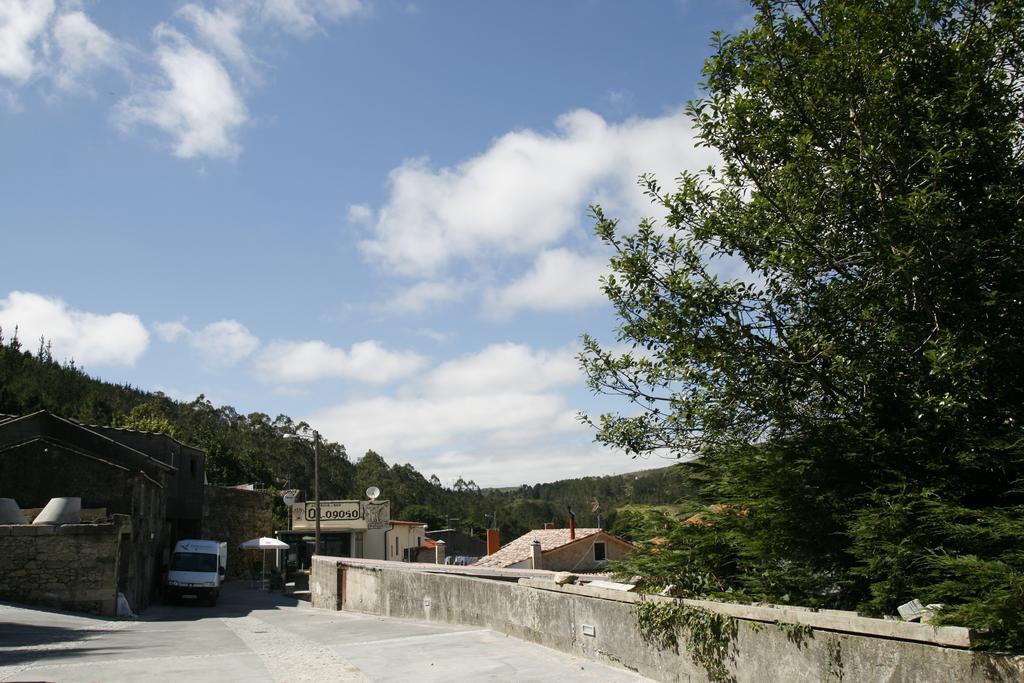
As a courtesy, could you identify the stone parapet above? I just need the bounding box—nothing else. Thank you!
[312,557,1024,683]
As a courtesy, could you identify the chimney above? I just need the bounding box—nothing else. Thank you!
[529,539,543,569]
[486,528,501,555]
[543,523,554,530]
[568,506,576,540]
[435,539,446,565]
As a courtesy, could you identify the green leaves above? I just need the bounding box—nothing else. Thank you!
[582,0,1024,650]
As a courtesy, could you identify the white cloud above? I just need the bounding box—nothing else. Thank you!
[262,0,364,36]
[115,25,247,159]
[0,86,20,110]
[419,342,580,397]
[154,320,189,342]
[358,108,717,277]
[0,291,149,367]
[51,10,125,91]
[256,339,426,384]
[346,203,373,225]
[156,318,259,366]
[189,319,261,365]
[302,341,594,485]
[412,327,450,343]
[423,443,652,489]
[178,4,255,80]
[388,279,466,313]
[3,2,366,160]
[308,391,579,458]
[0,0,54,83]
[487,248,609,315]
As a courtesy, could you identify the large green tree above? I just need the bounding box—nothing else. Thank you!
[581,0,1024,648]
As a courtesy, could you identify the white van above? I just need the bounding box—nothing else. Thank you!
[164,539,227,606]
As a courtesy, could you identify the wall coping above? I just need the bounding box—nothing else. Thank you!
[519,577,974,649]
[315,557,974,649]
[312,555,575,581]
[0,514,132,537]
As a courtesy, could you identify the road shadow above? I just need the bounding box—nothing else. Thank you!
[0,613,132,670]
[0,620,106,649]
[141,580,303,622]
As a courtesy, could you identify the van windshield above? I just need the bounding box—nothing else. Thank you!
[171,552,218,572]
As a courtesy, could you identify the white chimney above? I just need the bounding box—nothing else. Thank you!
[530,539,543,570]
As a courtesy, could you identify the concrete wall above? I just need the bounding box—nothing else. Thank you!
[312,558,1024,683]
[0,516,131,616]
[202,486,272,579]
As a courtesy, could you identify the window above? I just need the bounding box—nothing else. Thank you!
[594,541,607,562]
[171,552,218,572]
[190,458,196,479]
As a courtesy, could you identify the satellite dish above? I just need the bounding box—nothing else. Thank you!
[366,486,380,501]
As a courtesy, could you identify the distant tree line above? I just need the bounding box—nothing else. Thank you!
[0,328,688,540]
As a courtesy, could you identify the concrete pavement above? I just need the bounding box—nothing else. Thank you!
[0,582,652,682]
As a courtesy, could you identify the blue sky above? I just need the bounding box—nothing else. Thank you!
[1,0,751,487]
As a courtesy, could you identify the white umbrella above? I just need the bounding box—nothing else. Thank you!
[240,537,290,550]
[240,537,290,589]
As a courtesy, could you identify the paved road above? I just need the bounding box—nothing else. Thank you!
[0,583,651,682]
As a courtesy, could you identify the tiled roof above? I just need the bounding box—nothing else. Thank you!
[473,528,602,568]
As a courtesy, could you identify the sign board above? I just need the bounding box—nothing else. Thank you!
[291,500,391,531]
[363,501,389,529]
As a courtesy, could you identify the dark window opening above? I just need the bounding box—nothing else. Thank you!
[171,552,218,572]
[190,458,196,478]
[594,541,607,561]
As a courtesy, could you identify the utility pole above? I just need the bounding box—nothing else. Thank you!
[284,429,323,558]
[313,430,321,557]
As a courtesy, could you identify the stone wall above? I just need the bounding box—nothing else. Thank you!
[201,486,272,578]
[0,516,131,616]
[542,533,631,572]
[312,557,1024,683]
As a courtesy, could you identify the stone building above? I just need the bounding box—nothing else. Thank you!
[88,424,206,539]
[202,485,273,579]
[0,410,272,613]
[472,527,633,572]
[0,411,171,610]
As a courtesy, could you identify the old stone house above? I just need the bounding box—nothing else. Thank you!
[0,410,271,614]
[0,411,171,610]
[472,527,633,572]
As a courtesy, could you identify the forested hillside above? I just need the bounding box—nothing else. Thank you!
[0,329,690,540]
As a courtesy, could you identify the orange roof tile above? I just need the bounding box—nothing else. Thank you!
[473,528,605,568]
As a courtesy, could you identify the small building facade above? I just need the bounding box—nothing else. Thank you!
[389,520,428,561]
[276,499,393,569]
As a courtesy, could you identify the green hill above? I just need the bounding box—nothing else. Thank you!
[0,332,689,540]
